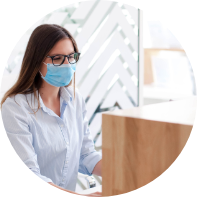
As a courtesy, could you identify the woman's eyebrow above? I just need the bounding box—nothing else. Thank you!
[50,51,75,56]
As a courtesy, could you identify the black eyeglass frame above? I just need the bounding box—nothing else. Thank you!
[46,52,81,66]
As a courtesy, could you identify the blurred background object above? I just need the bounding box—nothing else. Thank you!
[143,17,195,105]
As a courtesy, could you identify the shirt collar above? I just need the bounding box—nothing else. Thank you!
[59,86,73,103]
[27,86,73,111]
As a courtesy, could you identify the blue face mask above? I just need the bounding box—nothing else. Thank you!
[39,62,76,87]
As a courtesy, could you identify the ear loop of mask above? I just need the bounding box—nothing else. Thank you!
[39,70,44,77]
[39,62,47,77]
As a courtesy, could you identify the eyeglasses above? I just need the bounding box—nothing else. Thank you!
[46,52,81,66]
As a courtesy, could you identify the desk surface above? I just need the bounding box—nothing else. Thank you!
[103,96,197,126]
[77,185,102,195]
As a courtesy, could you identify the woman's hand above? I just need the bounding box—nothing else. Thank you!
[79,191,102,196]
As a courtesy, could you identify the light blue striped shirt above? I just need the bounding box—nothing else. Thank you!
[1,86,102,192]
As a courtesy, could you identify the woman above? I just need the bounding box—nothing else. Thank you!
[1,24,102,196]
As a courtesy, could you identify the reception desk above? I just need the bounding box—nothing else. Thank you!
[102,97,197,196]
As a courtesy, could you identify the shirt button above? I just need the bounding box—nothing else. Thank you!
[60,124,64,127]
[66,142,69,145]
[65,161,68,164]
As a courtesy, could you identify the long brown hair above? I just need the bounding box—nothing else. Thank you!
[0,24,79,113]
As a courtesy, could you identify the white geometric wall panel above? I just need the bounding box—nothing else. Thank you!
[3,0,142,193]
[101,82,135,109]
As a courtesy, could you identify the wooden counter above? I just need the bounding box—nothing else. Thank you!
[102,96,197,196]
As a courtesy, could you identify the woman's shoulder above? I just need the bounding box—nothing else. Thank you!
[2,93,32,112]
[3,93,25,105]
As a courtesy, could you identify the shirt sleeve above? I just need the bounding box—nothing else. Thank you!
[1,97,53,183]
[78,96,102,176]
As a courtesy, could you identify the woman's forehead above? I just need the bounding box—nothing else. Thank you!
[49,38,74,56]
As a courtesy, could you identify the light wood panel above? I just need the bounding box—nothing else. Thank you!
[102,97,196,196]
